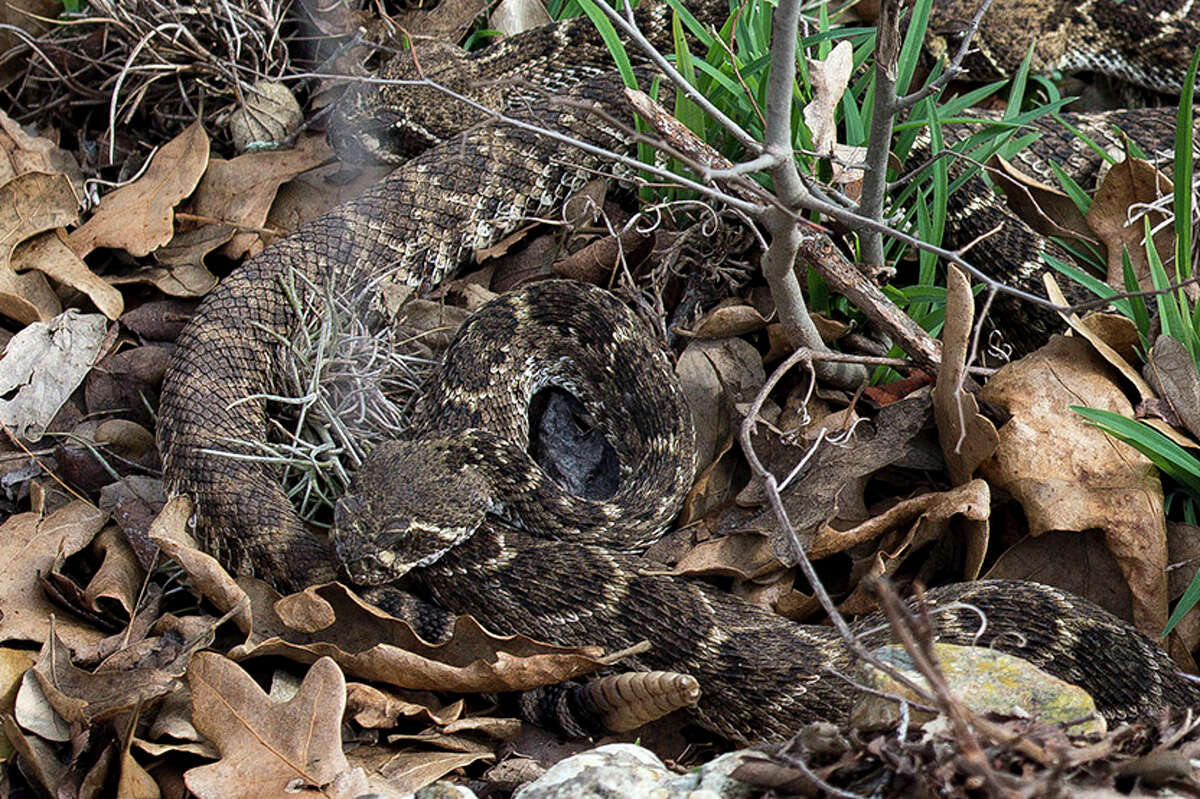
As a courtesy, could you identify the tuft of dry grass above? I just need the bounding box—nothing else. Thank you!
[0,0,330,167]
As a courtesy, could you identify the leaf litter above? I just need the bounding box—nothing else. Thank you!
[0,1,1195,796]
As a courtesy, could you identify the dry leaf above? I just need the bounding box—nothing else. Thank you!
[931,265,995,577]
[811,479,989,563]
[80,526,146,618]
[0,171,80,323]
[347,748,490,796]
[803,41,853,156]
[230,582,615,694]
[0,109,83,190]
[185,653,359,799]
[491,0,552,35]
[0,311,108,439]
[11,230,123,319]
[681,302,771,339]
[1144,334,1200,440]
[979,335,1169,635]
[267,162,392,235]
[69,120,210,258]
[14,670,68,742]
[149,495,254,633]
[721,397,932,565]
[160,133,330,270]
[1044,275,1155,401]
[669,533,783,582]
[993,152,1091,241]
[676,337,764,474]
[0,501,108,649]
[1086,154,1174,291]
[84,343,171,430]
[345,682,462,729]
[1,715,69,796]
[99,476,166,570]
[675,337,764,522]
[31,630,181,726]
[0,647,34,760]
[986,529,1133,621]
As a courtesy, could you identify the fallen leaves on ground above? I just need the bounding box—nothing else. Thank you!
[979,334,1170,636]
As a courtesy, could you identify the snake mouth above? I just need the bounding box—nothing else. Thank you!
[338,549,405,586]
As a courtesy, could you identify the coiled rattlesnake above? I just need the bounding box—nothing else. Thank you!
[158,0,1200,742]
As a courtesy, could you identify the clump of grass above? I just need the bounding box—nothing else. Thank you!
[243,268,441,527]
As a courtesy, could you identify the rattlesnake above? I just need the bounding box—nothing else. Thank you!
[158,0,1200,743]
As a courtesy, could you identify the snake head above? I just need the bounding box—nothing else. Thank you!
[332,439,495,585]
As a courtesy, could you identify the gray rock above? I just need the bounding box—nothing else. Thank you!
[513,743,757,799]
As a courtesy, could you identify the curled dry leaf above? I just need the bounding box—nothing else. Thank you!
[979,335,1169,635]
[0,500,108,649]
[11,230,124,320]
[31,629,181,726]
[1086,153,1174,291]
[80,526,146,618]
[1144,334,1200,440]
[722,396,932,566]
[803,40,853,157]
[185,653,360,799]
[0,171,80,323]
[231,582,616,694]
[931,265,995,577]
[68,120,210,259]
[148,495,253,633]
[345,682,463,729]
[0,311,108,439]
[809,479,990,561]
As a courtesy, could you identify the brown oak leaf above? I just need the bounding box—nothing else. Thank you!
[185,653,364,798]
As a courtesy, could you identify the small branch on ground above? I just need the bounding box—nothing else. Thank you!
[858,0,993,267]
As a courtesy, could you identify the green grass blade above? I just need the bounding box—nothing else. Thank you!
[1072,406,1200,494]
[1174,44,1200,281]
[572,0,637,88]
[1121,247,1152,345]
[895,0,932,96]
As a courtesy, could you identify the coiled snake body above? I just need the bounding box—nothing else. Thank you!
[158,0,1200,742]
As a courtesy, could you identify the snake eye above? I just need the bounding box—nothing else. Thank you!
[334,494,365,532]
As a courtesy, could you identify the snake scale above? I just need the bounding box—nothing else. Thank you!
[158,0,1200,743]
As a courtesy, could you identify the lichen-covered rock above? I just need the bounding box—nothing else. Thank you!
[852,643,1104,734]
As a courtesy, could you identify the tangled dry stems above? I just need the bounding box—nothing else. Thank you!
[0,0,308,162]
